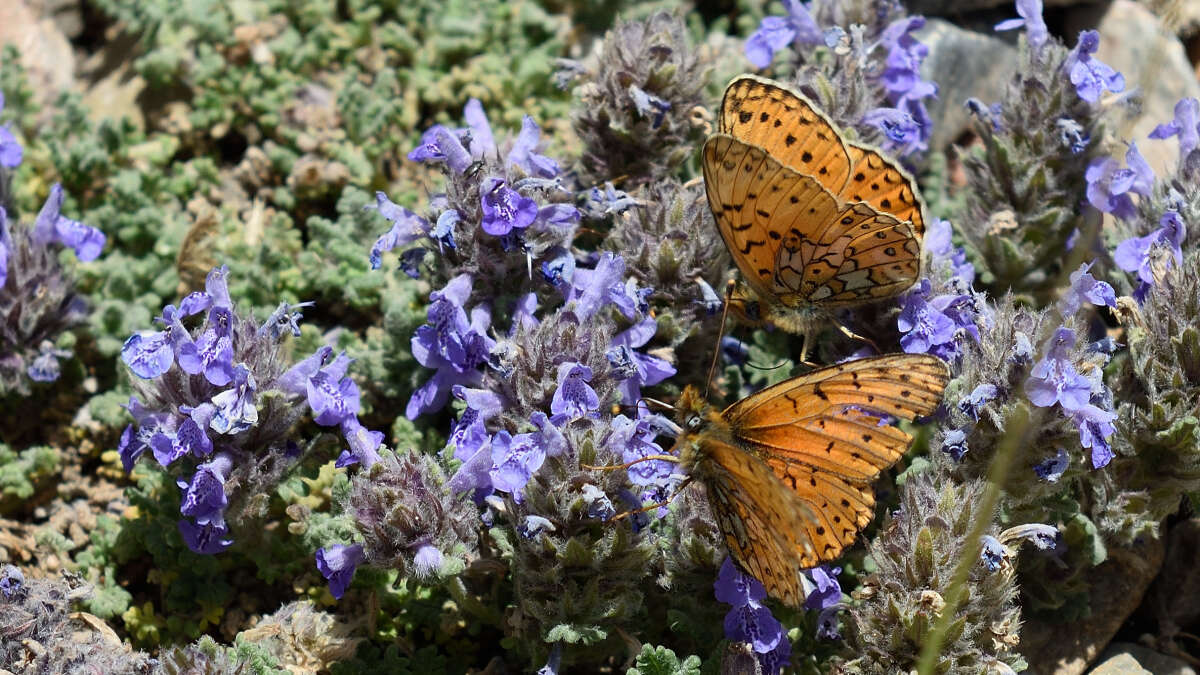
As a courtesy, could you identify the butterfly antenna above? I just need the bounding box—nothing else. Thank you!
[609,477,694,522]
[703,279,737,399]
[580,454,681,472]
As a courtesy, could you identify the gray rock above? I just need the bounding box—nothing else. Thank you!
[0,0,76,106]
[1090,643,1197,675]
[1019,536,1165,675]
[1065,0,1200,175]
[917,18,1020,153]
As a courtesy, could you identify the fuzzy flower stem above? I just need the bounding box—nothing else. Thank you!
[915,406,1034,674]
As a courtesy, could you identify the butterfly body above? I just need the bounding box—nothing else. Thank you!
[703,76,927,346]
[667,354,949,606]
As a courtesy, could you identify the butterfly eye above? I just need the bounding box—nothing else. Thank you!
[685,415,703,432]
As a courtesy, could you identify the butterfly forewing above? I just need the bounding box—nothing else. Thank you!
[720,75,855,195]
[720,74,927,234]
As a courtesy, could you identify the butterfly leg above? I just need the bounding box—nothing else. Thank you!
[609,477,695,522]
[832,319,881,355]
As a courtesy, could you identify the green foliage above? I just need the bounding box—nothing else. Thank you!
[0,443,59,508]
[627,644,703,675]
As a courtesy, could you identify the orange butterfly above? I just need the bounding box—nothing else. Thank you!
[702,75,927,359]
[663,353,948,606]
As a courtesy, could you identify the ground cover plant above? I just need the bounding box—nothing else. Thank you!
[3,0,1200,672]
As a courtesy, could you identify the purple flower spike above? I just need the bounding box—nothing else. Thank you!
[1149,97,1200,157]
[121,331,175,379]
[480,178,538,236]
[31,184,105,261]
[1065,30,1125,103]
[995,0,1048,53]
[550,362,600,422]
[315,543,365,599]
[1024,327,1091,411]
[178,519,234,555]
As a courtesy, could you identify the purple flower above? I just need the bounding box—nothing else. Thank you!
[0,564,25,601]
[1072,403,1116,468]
[31,184,105,261]
[480,177,538,236]
[980,535,1007,572]
[941,428,969,461]
[150,416,213,466]
[1114,210,1185,288]
[541,247,575,288]
[117,425,147,473]
[564,252,628,319]
[816,607,841,641]
[994,0,1048,53]
[177,453,232,525]
[315,543,365,599]
[177,325,234,386]
[550,362,600,422]
[608,413,673,488]
[507,116,559,177]
[463,98,497,159]
[958,384,999,422]
[803,566,841,611]
[308,359,361,426]
[408,125,472,173]
[517,515,555,539]
[209,365,258,434]
[121,330,175,379]
[629,85,672,129]
[1010,331,1034,365]
[178,519,233,555]
[1033,447,1070,482]
[0,207,9,287]
[1085,143,1154,219]
[431,210,459,252]
[925,218,975,285]
[744,0,822,69]
[879,17,931,101]
[0,94,21,168]
[581,483,616,520]
[1065,30,1125,103]
[1059,262,1116,316]
[339,416,383,469]
[862,107,924,156]
[714,558,788,667]
[1024,327,1091,412]
[1056,117,1090,154]
[607,318,676,404]
[898,280,956,355]
[366,192,429,270]
[412,544,443,579]
[489,429,547,502]
[1149,97,1200,157]
[27,343,71,382]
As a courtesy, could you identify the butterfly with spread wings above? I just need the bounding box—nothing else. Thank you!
[669,353,949,606]
[702,75,928,359]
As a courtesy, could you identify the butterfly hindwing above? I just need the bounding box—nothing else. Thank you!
[700,435,818,606]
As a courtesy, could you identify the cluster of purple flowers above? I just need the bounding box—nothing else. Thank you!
[1023,326,1116,469]
[119,266,382,554]
[1,183,104,385]
[862,17,939,156]
[743,2,937,156]
[897,280,981,366]
[713,558,842,671]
